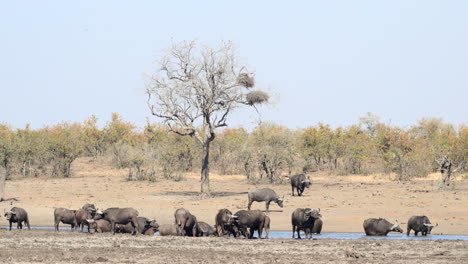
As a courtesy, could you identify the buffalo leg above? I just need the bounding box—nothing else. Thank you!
[414,231,419,236]
[292,225,296,238]
[298,187,303,196]
[247,198,253,210]
[406,228,411,236]
[265,201,271,212]
[131,220,137,236]
[18,222,23,229]
[9,221,12,231]
[291,186,295,196]
[111,222,116,235]
[26,218,30,230]
[54,219,60,232]
[297,228,301,239]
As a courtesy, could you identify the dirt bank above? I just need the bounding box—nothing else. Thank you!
[1,158,467,235]
[0,229,466,263]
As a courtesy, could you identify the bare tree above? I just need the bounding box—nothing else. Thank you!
[0,166,18,202]
[146,41,268,196]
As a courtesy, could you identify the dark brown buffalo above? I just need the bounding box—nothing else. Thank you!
[247,188,283,212]
[174,208,198,237]
[158,224,179,236]
[197,221,216,237]
[54,208,78,231]
[75,204,97,233]
[233,210,269,239]
[290,174,311,196]
[407,216,437,236]
[311,218,323,234]
[4,207,30,230]
[96,207,139,235]
[215,209,236,237]
[87,219,112,233]
[291,208,321,239]
[363,218,403,236]
[115,217,159,235]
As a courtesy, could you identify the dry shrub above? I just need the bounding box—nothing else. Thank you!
[237,73,255,88]
[246,90,269,105]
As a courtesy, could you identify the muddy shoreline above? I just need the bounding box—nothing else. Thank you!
[0,229,466,263]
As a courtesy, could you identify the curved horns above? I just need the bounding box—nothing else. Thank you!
[423,223,435,227]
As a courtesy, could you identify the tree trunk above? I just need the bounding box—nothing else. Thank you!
[200,141,211,197]
[0,166,5,200]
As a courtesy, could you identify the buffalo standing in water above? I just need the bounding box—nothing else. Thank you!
[4,207,30,230]
[363,218,403,236]
[291,208,321,239]
[407,216,437,236]
[233,210,269,239]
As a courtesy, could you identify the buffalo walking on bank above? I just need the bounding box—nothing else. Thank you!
[290,174,311,196]
[247,188,283,212]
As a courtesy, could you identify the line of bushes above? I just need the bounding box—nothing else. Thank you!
[0,113,466,182]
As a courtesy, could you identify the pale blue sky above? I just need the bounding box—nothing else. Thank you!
[1,1,467,130]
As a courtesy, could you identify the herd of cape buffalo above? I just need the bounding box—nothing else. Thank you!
[2,174,438,239]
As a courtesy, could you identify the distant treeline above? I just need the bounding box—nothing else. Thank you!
[0,113,466,182]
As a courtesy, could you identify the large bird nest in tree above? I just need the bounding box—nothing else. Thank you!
[245,90,269,105]
[237,73,255,88]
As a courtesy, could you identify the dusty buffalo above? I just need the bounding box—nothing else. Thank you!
[158,224,179,236]
[115,217,159,235]
[87,219,112,233]
[290,174,311,196]
[247,188,283,212]
[54,208,78,231]
[311,218,323,234]
[197,221,216,237]
[291,208,321,239]
[174,208,198,237]
[75,204,97,233]
[215,209,237,237]
[407,216,437,236]
[363,218,403,236]
[233,210,269,239]
[96,208,139,235]
[4,207,30,230]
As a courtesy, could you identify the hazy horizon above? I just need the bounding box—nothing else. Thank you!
[1,1,467,130]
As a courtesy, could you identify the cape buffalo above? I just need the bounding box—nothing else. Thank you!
[197,221,216,237]
[158,224,179,236]
[407,216,437,236]
[247,188,283,212]
[215,209,236,237]
[75,205,97,233]
[174,208,198,237]
[87,219,112,233]
[291,208,321,239]
[311,218,323,234]
[233,210,269,239]
[290,174,311,196]
[96,208,139,235]
[54,208,78,231]
[363,218,403,236]
[114,216,159,235]
[4,207,30,230]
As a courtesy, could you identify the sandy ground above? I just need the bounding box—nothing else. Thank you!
[1,157,467,235]
[0,229,467,264]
